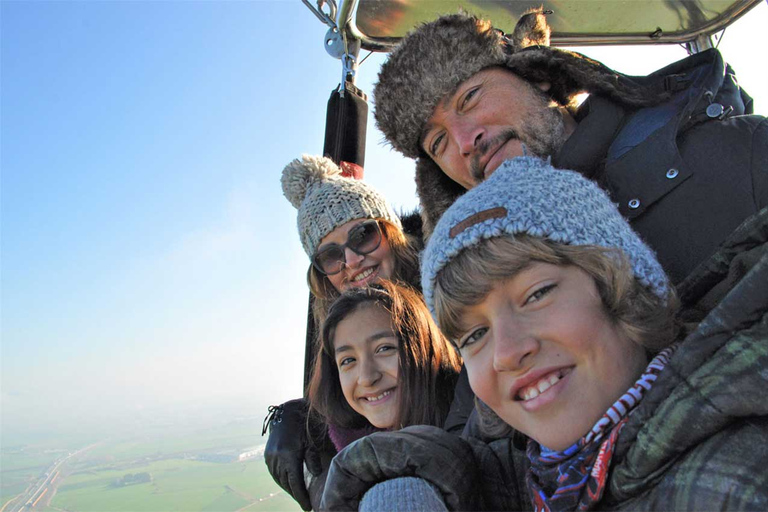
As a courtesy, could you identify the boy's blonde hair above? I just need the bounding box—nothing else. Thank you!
[434,235,678,352]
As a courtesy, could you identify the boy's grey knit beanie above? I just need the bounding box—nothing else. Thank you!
[281,155,402,258]
[421,156,670,322]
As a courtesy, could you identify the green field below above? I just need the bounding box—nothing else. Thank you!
[1,482,29,509]
[2,471,35,508]
[51,457,300,512]
[3,415,302,512]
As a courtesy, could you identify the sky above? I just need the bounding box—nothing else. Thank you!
[2,0,766,443]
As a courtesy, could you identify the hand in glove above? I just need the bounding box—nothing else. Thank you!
[263,398,323,511]
[320,425,481,512]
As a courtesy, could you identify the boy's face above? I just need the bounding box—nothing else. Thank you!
[455,262,647,451]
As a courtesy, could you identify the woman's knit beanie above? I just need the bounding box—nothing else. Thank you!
[281,155,402,258]
[420,156,670,323]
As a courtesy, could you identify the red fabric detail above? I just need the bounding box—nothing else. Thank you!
[340,161,364,180]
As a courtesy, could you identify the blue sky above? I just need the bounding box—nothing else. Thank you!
[2,1,766,441]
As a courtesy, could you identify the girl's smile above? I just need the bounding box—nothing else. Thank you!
[333,304,401,429]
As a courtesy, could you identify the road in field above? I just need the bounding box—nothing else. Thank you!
[5,443,100,512]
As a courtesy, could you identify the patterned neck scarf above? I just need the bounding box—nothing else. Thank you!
[526,344,678,512]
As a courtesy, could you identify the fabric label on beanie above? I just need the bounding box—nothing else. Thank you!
[450,207,507,238]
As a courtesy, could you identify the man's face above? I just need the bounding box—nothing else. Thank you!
[421,67,570,189]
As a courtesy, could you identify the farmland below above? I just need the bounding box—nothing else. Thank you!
[1,412,299,512]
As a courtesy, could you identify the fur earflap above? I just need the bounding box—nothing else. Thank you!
[510,9,551,50]
[505,47,664,109]
[415,158,466,240]
[398,208,425,246]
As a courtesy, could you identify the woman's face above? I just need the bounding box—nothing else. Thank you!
[456,262,648,451]
[318,219,396,293]
[333,304,400,429]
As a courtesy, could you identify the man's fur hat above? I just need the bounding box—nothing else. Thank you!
[374,10,665,238]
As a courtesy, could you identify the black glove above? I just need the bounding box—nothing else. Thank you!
[263,398,323,511]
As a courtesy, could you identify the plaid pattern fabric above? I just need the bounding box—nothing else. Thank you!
[604,208,768,510]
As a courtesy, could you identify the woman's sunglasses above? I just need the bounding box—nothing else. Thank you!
[313,220,383,276]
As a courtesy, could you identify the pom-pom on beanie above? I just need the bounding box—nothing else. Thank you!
[281,155,402,258]
[421,156,670,322]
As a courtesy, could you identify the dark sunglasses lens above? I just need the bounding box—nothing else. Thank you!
[348,222,381,254]
[315,246,345,275]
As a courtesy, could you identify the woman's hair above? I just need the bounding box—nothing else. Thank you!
[433,234,680,438]
[307,218,421,323]
[307,280,461,431]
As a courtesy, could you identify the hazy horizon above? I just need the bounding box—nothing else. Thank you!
[1,393,276,449]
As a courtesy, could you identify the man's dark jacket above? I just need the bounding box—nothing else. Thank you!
[320,207,768,511]
[555,49,767,284]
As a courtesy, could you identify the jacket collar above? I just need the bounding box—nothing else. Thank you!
[553,96,626,180]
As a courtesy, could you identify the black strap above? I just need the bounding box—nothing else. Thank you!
[303,83,370,392]
[262,404,283,436]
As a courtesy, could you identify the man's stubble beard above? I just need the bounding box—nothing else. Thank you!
[523,104,567,159]
[469,105,567,184]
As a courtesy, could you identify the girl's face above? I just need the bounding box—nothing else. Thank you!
[455,262,647,451]
[318,219,396,293]
[333,304,400,429]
